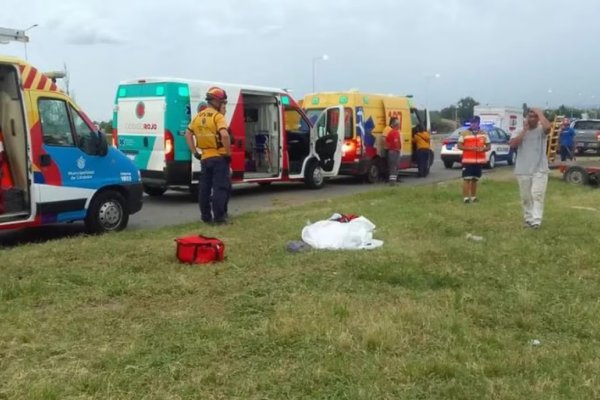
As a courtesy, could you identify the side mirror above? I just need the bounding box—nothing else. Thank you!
[97,131,109,156]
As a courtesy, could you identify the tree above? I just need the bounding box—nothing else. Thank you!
[456,97,479,123]
[440,105,457,120]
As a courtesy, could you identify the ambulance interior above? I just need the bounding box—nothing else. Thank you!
[0,64,29,219]
[242,94,280,179]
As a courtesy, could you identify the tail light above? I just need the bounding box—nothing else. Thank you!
[165,130,174,161]
[112,128,118,148]
[355,136,362,156]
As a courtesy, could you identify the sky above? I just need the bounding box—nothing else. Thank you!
[2,0,600,120]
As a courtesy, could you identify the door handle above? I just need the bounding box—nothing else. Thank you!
[143,137,149,147]
[40,154,52,167]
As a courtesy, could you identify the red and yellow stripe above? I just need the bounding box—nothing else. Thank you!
[18,64,59,92]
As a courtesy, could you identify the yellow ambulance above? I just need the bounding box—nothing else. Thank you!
[302,91,432,182]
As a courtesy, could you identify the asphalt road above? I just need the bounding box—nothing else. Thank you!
[129,156,462,229]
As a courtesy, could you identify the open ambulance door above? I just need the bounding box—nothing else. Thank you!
[311,105,345,177]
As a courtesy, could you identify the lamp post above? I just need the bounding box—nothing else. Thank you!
[311,54,329,93]
[23,24,38,61]
[424,73,441,108]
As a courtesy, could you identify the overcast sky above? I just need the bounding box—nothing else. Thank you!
[2,0,600,120]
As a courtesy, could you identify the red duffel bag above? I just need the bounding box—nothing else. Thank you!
[175,235,225,264]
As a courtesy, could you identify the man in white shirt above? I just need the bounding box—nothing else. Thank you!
[509,108,551,229]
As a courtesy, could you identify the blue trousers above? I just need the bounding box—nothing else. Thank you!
[199,156,230,223]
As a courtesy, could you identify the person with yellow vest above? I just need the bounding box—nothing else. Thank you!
[412,125,431,178]
[185,87,232,225]
[457,116,490,203]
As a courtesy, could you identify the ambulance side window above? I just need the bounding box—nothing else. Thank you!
[39,99,75,147]
[71,107,98,155]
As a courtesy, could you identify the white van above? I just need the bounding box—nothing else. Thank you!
[113,78,346,195]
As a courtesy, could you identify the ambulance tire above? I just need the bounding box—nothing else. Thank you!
[85,190,129,234]
[365,160,381,184]
[305,160,325,189]
[143,185,167,197]
[189,184,199,201]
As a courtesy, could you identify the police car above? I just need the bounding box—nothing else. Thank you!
[440,124,516,169]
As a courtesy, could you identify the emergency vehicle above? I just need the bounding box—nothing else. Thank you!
[473,106,523,134]
[302,91,433,183]
[0,56,143,233]
[112,79,346,194]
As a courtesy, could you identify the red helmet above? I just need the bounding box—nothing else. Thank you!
[206,87,228,103]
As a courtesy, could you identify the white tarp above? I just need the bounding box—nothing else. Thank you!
[301,214,384,250]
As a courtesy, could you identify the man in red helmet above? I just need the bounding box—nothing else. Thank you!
[185,87,232,224]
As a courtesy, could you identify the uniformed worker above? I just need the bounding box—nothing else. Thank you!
[185,87,232,224]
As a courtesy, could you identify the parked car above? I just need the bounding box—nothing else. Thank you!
[572,119,600,155]
[440,125,516,169]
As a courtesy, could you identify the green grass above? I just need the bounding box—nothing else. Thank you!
[1,175,599,399]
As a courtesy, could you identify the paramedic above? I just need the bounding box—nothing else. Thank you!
[185,87,232,224]
[458,116,491,203]
[412,125,431,177]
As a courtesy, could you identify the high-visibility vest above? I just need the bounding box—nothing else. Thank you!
[461,130,488,165]
[0,130,14,188]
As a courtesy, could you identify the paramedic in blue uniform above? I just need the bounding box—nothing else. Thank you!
[185,87,231,224]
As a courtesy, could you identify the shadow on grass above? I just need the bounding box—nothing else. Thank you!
[355,267,462,291]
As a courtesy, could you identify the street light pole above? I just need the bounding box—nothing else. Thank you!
[311,54,329,93]
[23,24,38,61]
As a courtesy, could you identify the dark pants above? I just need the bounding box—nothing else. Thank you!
[560,145,573,162]
[199,156,230,223]
[416,149,430,177]
[387,150,400,182]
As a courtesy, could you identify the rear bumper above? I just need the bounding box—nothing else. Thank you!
[441,154,462,163]
[141,161,191,187]
[339,159,372,175]
[125,183,144,215]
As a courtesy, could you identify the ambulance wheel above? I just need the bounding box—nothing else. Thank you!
[143,185,167,197]
[189,184,199,200]
[564,166,589,186]
[85,191,129,234]
[305,160,324,189]
[486,153,496,169]
[365,160,381,184]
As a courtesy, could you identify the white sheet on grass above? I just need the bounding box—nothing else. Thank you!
[301,214,383,250]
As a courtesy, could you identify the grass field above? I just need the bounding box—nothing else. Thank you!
[1,174,599,399]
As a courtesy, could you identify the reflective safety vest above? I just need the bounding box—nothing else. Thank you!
[0,130,14,188]
[460,130,489,165]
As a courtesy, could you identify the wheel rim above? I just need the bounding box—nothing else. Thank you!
[312,166,324,186]
[98,200,123,231]
[567,170,584,184]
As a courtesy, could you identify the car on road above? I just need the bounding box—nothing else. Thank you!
[572,119,600,155]
[440,125,516,169]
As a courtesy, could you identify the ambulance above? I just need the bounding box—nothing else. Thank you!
[112,78,346,194]
[302,91,433,182]
[473,106,523,134]
[0,56,143,233]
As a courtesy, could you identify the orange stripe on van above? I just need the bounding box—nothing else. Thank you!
[22,66,36,89]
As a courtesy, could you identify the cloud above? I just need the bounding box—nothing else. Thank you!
[64,27,125,45]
